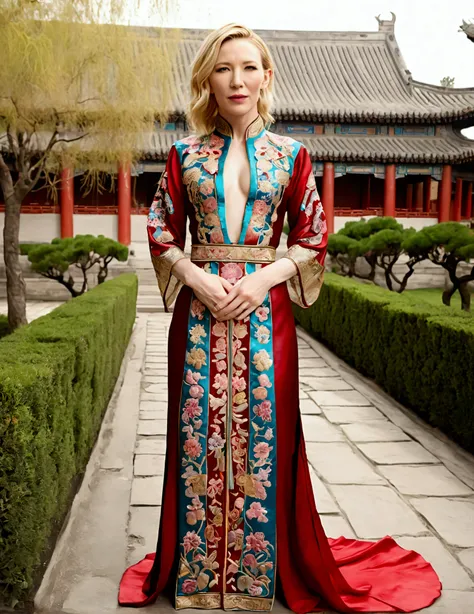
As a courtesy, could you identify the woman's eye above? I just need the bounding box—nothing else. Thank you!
[216,67,228,73]
[246,66,257,70]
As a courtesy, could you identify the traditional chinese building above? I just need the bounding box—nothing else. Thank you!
[2,14,474,245]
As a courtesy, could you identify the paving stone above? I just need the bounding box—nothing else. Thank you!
[396,536,473,590]
[135,438,167,455]
[304,367,340,378]
[308,465,339,513]
[143,376,167,384]
[140,400,167,412]
[379,465,473,497]
[322,406,386,423]
[410,498,474,547]
[141,391,167,402]
[413,590,474,613]
[341,421,411,442]
[299,398,322,414]
[129,506,161,548]
[331,485,427,538]
[302,415,344,442]
[298,389,309,399]
[299,361,327,372]
[302,378,353,391]
[140,410,167,420]
[134,454,165,476]
[146,356,168,364]
[356,441,439,465]
[143,383,167,394]
[298,348,320,358]
[131,476,163,505]
[305,442,386,485]
[137,420,167,436]
[320,515,356,539]
[144,369,168,377]
[310,390,371,406]
[145,364,168,372]
[458,548,474,576]
[299,358,328,368]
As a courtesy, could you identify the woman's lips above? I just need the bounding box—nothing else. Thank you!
[228,95,248,103]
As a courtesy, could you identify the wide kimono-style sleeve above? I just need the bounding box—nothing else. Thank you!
[147,144,187,312]
[282,145,328,308]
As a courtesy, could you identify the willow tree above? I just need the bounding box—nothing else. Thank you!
[0,0,179,330]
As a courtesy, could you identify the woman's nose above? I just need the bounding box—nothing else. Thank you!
[230,70,244,88]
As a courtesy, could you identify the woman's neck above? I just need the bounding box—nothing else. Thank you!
[217,109,261,142]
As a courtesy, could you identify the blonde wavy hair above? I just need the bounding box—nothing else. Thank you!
[187,24,275,137]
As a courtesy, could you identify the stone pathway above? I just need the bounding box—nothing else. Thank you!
[126,313,474,613]
[0,299,63,323]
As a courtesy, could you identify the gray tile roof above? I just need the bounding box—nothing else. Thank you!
[138,127,474,164]
[461,20,474,43]
[158,24,474,123]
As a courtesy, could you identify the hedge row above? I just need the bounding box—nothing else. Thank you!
[0,273,138,608]
[0,315,9,339]
[293,273,474,453]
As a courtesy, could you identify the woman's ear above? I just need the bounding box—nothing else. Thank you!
[262,68,272,90]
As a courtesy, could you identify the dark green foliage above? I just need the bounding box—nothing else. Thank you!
[0,274,138,608]
[293,273,474,453]
[20,235,129,297]
[0,315,10,339]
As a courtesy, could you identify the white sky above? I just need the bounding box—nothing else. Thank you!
[131,0,474,137]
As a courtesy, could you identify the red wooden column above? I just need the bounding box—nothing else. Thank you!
[464,182,473,220]
[60,167,74,238]
[118,161,132,245]
[452,178,462,222]
[414,182,423,212]
[423,177,432,213]
[438,165,452,223]
[322,162,335,234]
[406,184,413,212]
[384,164,396,217]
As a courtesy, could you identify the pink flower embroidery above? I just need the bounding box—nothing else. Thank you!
[246,502,269,522]
[245,531,269,553]
[189,384,204,399]
[215,337,226,352]
[249,582,264,596]
[207,477,224,498]
[252,386,268,400]
[210,228,225,243]
[212,321,227,337]
[253,199,270,215]
[258,374,272,388]
[183,531,202,554]
[243,553,258,569]
[254,442,271,459]
[183,437,202,459]
[255,306,270,322]
[185,370,202,385]
[233,376,247,393]
[253,400,272,422]
[213,373,228,392]
[216,359,227,372]
[221,262,243,285]
[182,398,202,423]
[182,578,198,594]
[191,299,206,320]
[202,197,217,212]
[208,432,225,451]
[264,427,273,441]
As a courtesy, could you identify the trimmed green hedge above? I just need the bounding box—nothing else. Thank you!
[0,273,137,608]
[293,273,474,453]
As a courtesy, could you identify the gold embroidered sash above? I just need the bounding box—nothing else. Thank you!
[191,244,276,264]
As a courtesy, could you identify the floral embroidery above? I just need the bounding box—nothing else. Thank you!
[221,262,244,285]
[147,171,175,243]
[244,133,299,245]
[178,134,226,244]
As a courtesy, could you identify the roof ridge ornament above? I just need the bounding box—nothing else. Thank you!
[460,19,474,43]
[375,12,396,33]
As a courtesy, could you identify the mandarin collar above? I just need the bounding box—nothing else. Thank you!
[215,114,265,140]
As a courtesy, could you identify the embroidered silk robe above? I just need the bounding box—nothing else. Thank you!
[118,115,441,613]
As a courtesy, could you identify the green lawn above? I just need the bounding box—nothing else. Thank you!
[404,287,473,313]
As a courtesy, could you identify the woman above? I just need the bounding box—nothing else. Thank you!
[118,23,441,613]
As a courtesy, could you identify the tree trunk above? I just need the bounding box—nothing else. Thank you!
[1,175,28,330]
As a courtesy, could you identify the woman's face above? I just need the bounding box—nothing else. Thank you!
[208,38,271,121]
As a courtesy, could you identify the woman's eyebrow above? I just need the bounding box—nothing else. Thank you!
[215,60,258,66]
